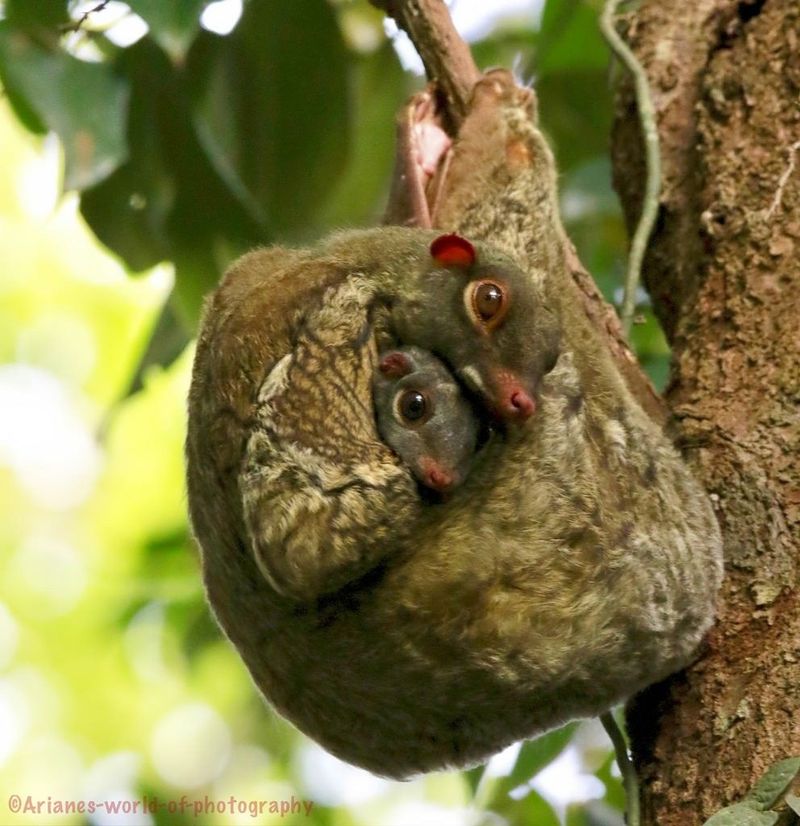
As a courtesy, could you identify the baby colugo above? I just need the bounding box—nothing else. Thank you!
[373,346,480,493]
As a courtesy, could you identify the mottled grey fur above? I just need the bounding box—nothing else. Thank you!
[185,71,723,779]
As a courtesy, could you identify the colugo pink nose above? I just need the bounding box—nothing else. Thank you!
[490,372,537,421]
[418,457,456,492]
[427,467,454,491]
[508,389,536,419]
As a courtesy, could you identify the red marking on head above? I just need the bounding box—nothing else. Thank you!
[430,234,476,268]
[379,352,412,377]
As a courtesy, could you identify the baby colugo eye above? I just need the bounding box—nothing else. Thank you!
[397,390,429,423]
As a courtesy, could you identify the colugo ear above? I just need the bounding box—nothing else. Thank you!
[430,234,476,268]
[379,351,413,377]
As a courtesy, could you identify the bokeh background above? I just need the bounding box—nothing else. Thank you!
[0,1,670,824]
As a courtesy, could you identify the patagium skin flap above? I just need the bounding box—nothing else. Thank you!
[187,226,560,607]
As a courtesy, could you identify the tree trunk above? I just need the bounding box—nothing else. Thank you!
[612,0,800,822]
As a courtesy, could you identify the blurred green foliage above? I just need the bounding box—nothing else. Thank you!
[0,0,668,823]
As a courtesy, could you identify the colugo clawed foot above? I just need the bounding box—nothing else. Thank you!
[384,87,453,229]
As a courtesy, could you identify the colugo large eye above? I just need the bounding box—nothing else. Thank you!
[467,279,509,330]
[396,390,430,424]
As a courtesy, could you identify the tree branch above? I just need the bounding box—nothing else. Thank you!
[61,0,111,33]
[369,0,481,129]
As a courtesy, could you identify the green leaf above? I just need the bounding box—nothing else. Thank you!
[316,42,409,228]
[537,0,608,75]
[479,725,578,814]
[127,0,208,62]
[171,248,226,329]
[463,763,487,796]
[126,301,191,395]
[0,25,129,190]
[537,70,613,173]
[745,757,800,811]
[566,799,626,826]
[508,724,578,788]
[187,0,351,239]
[703,803,780,826]
[494,788,561,826]
[0,66,48,133]
[79,39,177,272]
[596,751,626,812]
[80,37,262,325]
[5,0,68,29]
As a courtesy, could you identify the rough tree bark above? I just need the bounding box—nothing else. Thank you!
[613,0,800,823]
[376,0,799,823]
